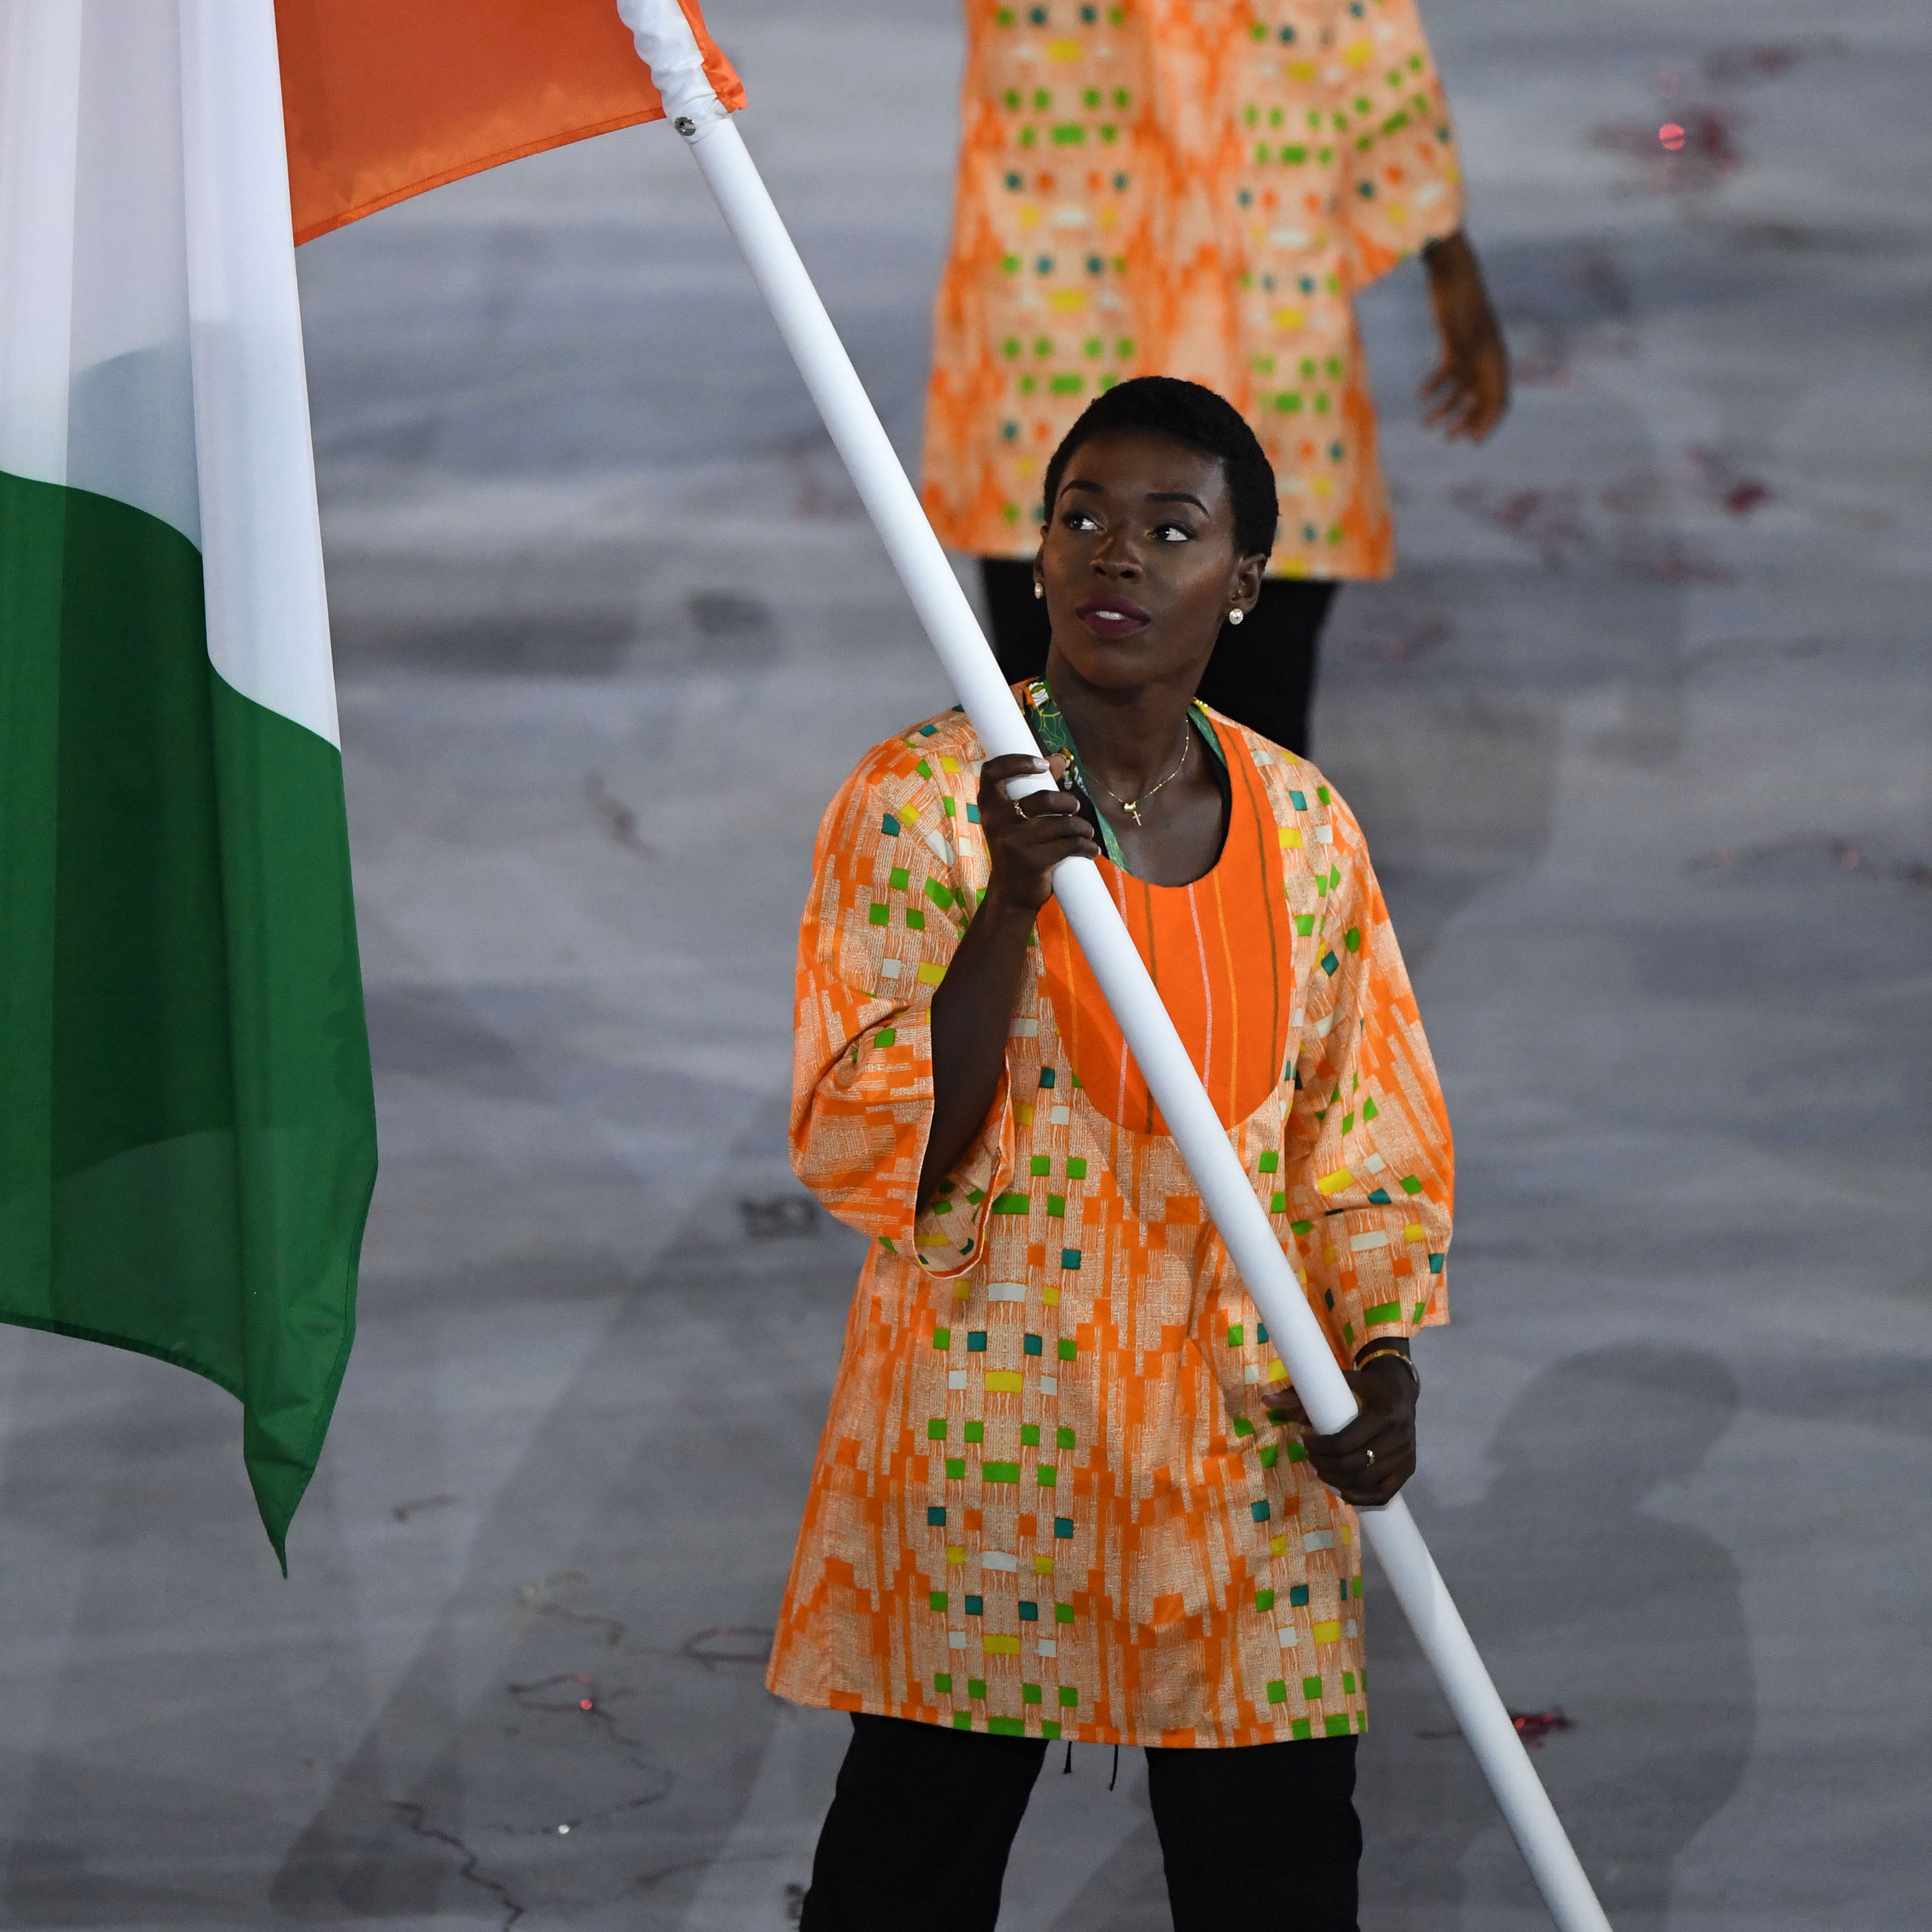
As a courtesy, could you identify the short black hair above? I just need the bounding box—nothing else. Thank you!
[1040,375,1278,561]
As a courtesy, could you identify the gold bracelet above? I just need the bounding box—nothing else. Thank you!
[1354,1343,1419,1390]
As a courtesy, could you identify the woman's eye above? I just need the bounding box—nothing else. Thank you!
[1154,522,1194,542]
[1063,510,1101,532]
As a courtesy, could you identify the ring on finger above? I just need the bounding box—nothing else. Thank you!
[1364,1446,1376,1466]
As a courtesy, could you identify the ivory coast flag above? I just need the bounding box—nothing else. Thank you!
[0,0,741,1562]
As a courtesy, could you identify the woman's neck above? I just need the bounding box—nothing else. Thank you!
[1040,649,1228,886]
[1041,653,1199,797]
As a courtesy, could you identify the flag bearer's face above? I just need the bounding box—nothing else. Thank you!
[1035,429,1264,695]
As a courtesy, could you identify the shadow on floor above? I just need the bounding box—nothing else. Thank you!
[1357,1344,1755,1930]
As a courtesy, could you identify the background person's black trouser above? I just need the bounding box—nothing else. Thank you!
[800,1712,1361,1931]
[979,556,1339,759]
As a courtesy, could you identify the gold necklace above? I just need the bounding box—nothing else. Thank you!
[1094,726,1192,827]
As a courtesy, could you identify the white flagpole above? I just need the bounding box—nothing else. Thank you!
[616,6,1611,1926]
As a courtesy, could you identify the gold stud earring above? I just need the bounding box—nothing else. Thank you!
[1033,581,1045,600]
[1227,607,1244,626]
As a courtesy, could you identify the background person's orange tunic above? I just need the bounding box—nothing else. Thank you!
[769,700,1453,1746]
[920,0,1464,580]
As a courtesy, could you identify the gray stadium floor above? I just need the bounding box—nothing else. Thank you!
[2,1,1927,1926]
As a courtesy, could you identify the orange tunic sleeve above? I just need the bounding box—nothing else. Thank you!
[1332,0,1465,291]
[1279,781,1453,1354]
[790,731,1013,1276]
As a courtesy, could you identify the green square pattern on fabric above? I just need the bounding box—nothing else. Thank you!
[1325,1714,1352,1736]
[1058,1337,1077,1359]
[1302,1675,1324,1699]
[927,1418,947,1440]
[1058,1686,1079,1706]
[1266,1680,1288,1704]
[990,1715,1026,1736]
[1022,1682,1043,1703]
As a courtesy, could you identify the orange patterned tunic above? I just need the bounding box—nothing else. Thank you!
[769,696,1453,1746]
[921,0,1464,580]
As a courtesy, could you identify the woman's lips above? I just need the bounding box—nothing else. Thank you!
[1074,593,1152,641]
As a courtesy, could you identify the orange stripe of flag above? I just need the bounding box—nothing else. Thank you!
[277,0,746,244]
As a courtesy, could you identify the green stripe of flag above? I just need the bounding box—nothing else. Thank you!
[0,471,375,1562]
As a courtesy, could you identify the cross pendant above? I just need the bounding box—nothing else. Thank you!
[1122,801,1142,824]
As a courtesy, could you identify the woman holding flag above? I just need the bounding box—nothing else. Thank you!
[773,376,1453,1929]
[921,0,1509,756]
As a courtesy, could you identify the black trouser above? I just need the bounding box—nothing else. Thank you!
[800,1713,1361,1931]
[980,556,1339,759]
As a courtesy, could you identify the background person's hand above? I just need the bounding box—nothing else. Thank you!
[1419,228,1509,442]
[1269,1354,1419,1508]
[977,752,1099,913]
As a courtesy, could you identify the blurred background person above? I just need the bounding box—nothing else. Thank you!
[922,0,1509,755]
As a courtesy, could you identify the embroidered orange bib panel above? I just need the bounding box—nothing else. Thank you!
[1037,725,1297,1136]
